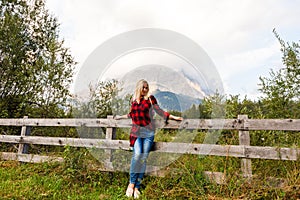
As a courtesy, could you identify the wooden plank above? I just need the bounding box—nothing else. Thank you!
[0,135,20,143]
[2,135,244,157]
[0,152,63,163]
[0,135,130,149]
[154,142,245,157]
[105,116,116,139]
[0,135,299,160]
[18,116,31,154]
[163,119,243,130]
[238,115,252,178]
[0,118,25,126]
[246,119,300,131]
[0,118,115,128]
[104,116,116,170]
[0,118,300,131]
[245,146,300,160]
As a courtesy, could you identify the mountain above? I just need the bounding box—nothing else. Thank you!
[152,89,202,111]
[117,65,206,111]
[119,65,206,97]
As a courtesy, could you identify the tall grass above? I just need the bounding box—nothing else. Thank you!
[0,128,299,199]
[0,147,299,199]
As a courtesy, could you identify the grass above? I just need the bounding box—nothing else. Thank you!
[1,151,299,199]
[0,161,127,199]
[0,129,299,199]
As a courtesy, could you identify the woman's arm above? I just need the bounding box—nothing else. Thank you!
[149,96,183,121]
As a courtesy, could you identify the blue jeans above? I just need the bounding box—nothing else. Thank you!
[129,127,154,189]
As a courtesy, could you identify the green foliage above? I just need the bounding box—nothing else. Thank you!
[225,95,264,119]
[168,110,182,117]
[182,31,299,121]
[183,91,226,119]
[92,79,125,118]
[72,79,131,118]
[259,29,300,118]
[62,145,88,180]
[0,0,76,118]
[2,152,299,199]
[183,93,264,120]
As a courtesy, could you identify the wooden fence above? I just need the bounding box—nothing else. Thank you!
[0,115,299,181]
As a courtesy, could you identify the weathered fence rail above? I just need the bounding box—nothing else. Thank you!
[0,115,299,179]
[1,117,299,130]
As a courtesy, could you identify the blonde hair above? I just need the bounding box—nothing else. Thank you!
[133,79,149,102]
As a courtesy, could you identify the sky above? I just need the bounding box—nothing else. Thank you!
[45,0,300,100]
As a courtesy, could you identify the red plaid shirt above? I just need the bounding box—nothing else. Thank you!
[128,95,170,146]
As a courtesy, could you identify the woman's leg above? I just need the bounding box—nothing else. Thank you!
[130,137,143,186]
[129,128,154,190]
[135,135,154,189]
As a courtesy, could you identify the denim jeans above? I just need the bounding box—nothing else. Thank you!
[129,127,154,189]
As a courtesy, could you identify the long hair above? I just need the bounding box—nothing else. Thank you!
[133,79,149,102]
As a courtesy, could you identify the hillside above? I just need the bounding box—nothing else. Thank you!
[118,65,206,100]
[152,89,202,111]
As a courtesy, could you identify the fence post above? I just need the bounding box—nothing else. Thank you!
[104,115,116,170]
[238,115,252,178]
[18,116,31,155]
[106,115,116,140]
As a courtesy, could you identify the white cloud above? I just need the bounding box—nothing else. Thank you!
[45,0,300,99]
[221,42,281,77]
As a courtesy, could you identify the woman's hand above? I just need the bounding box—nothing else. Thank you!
[113,114,128,120]
[169,114,183,121]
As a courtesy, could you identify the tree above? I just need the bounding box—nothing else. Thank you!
[92,79,123,118]
[0,0,76,118]
[183,104,199,119]
[71,79,129,118]
[258,29,300,118]
[224,95,263,119]
[200,91,226,119]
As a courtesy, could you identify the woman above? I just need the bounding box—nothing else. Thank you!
[114,79,183,198]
